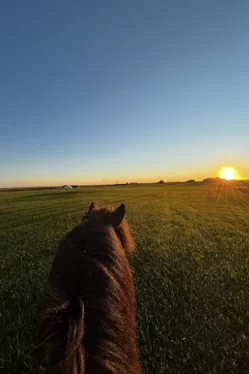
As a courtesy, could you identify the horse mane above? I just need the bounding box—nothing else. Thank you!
[116,216,135,253]
[39,206,140,374]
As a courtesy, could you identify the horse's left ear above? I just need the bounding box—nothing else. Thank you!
[111,204,125,228]
[89,202,97,212]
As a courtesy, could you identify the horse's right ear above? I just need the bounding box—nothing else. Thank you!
[89,202,97,212]
[111,203,126,228]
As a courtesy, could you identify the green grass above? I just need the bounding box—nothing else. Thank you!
[1,183,249,373]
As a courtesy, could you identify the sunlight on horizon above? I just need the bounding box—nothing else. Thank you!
[220,167,236,180]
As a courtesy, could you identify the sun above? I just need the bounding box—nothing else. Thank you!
[220,167,235,180]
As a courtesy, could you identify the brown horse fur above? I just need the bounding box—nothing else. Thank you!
[39,202,141,374]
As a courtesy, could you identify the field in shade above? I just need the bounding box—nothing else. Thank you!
[1,182,249,373]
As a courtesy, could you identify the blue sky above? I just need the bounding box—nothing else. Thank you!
[0,1,249,187]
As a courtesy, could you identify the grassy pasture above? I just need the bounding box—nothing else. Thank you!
[0,182,249,373]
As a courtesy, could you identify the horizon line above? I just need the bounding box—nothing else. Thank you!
[1,178,249,191]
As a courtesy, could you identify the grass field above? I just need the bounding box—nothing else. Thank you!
[1,182,249,373]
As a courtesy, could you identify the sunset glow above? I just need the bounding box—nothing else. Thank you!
[220,167,236,180]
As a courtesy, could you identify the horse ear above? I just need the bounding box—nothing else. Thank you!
[89,202,97,212]
[111,204,125,228]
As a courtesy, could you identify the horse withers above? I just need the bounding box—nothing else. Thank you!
[39,202,141,374]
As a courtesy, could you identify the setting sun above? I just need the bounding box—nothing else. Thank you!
[220,167,236,180]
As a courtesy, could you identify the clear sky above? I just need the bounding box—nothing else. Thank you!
[0,1,248,187]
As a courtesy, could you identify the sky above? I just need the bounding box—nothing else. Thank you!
[0,1,249,187]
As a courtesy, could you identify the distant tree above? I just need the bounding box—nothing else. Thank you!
[187,179,195,183]
[203,177,222,184]
[158,180,165,184]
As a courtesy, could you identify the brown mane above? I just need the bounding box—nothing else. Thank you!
[39,203,141,374]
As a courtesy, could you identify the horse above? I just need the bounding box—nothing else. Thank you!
[39,202,141,374]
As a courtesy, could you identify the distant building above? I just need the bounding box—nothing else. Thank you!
[63,185,72,189]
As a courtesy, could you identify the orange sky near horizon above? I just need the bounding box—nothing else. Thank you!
[1,162,248,188]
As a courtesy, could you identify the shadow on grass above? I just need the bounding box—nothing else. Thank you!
[132,247,249,374]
